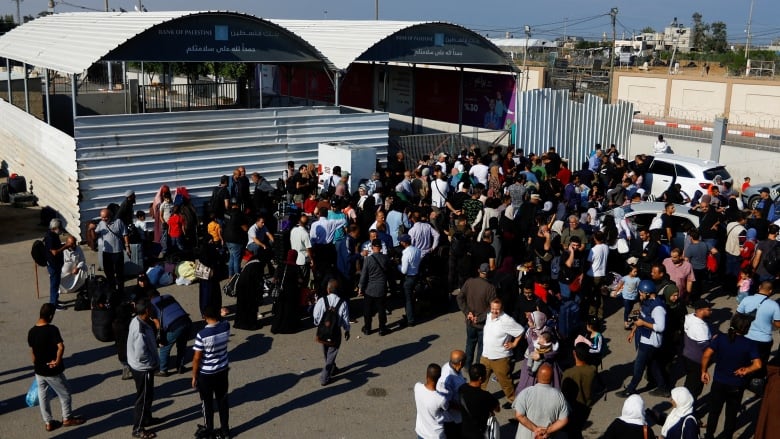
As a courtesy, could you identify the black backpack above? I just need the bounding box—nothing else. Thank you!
[762,243,780,276]
[209,186,227,217]
[316,297,344,346]
[31,239,47,267]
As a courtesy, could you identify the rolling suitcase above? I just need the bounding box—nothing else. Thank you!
[124,243,144,277]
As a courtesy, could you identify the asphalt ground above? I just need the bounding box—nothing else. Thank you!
[0,205,773,438]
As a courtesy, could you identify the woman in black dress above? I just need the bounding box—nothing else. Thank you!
[233,255,264,330]
[271,250,304,334]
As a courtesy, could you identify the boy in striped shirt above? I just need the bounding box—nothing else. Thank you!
[192,307,230,439]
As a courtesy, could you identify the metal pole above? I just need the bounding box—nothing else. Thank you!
[375,0,379,20]
[71,73,78,120]
[44,69,51,124]
[523,25,531,92]
[123,61,128,113]
[608,7,618,104]
[458,67,464,133]
[6,58,12,105]
[140,61,145,113]
[410,64,416,134]
[23,63,29,112]
[334,71,341,107]
[258,64,263,109]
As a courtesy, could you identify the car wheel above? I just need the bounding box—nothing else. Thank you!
[748,195,760,210]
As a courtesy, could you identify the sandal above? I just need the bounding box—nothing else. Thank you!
[132,429,157,439]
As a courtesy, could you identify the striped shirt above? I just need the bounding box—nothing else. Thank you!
[193,320,230,375]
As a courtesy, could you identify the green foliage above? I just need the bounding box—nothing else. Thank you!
[0,15,15,33]
[706,21,728,53]
[641,26,655,34]
[575,40,602,50]
[691,12,708,52]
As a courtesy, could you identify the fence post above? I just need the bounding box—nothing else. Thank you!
[710,117,728,163]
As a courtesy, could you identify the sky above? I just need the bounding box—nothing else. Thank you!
[9,0,780,45]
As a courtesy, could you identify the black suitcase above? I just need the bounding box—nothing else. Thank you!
[8,175,26,193]
[86,264,110,307]
[91,307,115,342]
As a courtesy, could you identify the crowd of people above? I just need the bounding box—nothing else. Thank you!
[33,143,779,438]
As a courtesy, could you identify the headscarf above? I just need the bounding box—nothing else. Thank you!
[746,228,757,242]
[551,220,564,235]
[618,394,646,426]
[530,311,547,331]
[613,207,625,220]
[587,208,599,226]
[661,387,694,437]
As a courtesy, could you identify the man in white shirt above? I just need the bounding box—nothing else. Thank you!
[653,134,670,154]
[682,299,712,401]
[414,363,448,439]
[289,214,313,279]
[430,168,450,213]
[480,298,525,407]
[469,158,489,187]
[584,231,609,319]
[436,350,467,438]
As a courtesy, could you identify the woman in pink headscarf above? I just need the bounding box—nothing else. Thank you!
[514,310,563,394]
[150,185,171,244]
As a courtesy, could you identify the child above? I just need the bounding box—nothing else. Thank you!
[207,212,223,246]
[527,332,553,374]
[167,204,185,253]
[158,192,173,257]
[737,267,752,304]
[612,264,640,330]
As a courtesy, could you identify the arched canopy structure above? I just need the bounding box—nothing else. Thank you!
[0,11,333,74]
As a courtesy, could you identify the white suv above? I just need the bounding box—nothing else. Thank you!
[642,154,733,200]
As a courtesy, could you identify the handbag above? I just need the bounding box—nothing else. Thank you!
[25,378,39,407]
[485,414,500,439]
[194,260,213,280]
[272,266,287,300]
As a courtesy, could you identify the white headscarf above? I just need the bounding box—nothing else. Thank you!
[661,387,694,437]
[618,394,646,426]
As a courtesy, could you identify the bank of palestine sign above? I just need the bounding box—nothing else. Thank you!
[357,23,511,69]
[104,13,323,64]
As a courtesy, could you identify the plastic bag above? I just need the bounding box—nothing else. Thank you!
[176,261,196,282]
[25,378,39,407]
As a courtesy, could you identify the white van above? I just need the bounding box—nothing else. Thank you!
[642,154,732,200]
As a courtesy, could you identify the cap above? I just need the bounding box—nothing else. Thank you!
[342,171,350,178]
[760,187,770,193]
[478,263,490,273]
[530,194,541,200]
[692,299,713,310]
[398,234,411,244]
[371,238,383,248]
[125,190,135,198]
[542,201,553,212]
[438,152,447,159]
[359,184,368,191]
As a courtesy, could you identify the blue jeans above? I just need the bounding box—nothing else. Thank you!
[465,325,484,368]
[623,298,638,323]
[403,275,418,324]
[160,223,169,254]
[626,343,666,393]
[37,373,73,423]
[47,264,62,304]
[226,242,243,278]
[158,320,190,371]
[725,253,741,277]
[559,282,571,300]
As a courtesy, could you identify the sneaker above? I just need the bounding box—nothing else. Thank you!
[55,303,67,310]
[121,365,133,380]
[615,389,634,398]
[154,371,170,378]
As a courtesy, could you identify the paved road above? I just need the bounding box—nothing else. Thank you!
[0,205,769,438]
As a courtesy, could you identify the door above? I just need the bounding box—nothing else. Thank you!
[649,160,676,197]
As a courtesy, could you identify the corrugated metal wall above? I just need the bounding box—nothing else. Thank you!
[74,106,389,232]
[0,99,80,238]
[516,90,634,169]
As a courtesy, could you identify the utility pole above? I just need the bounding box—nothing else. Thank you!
[375,0,379,20]
[745,0,755,60]
[608,7,618,104]
[523,25,531,92]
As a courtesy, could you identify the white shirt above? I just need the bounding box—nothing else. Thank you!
[399,244,421,276]
[436,362,466,424]
[469,163,489,186]
[482,312,525,360]
[587,243,609,277]
[414,382,448,439]
[683,313,710,342]
[289,225,311,265]
[430,179,449,208]
[653,140,670,153]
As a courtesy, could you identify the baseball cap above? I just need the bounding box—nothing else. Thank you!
[478,263,490,273]
[692,299,713,310]
[371,238,382,248]
[759,187,770,193]
[398,234,411,244]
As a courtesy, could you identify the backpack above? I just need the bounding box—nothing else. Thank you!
[316,297,344,346]
[762,243,780,276]
[736,295,769,323]
[31,239,48,267]
[209,186,226,216]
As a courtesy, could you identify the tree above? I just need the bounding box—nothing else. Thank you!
[691,12,708,52]
[641,26,655,34]
[0,14,16,33]
[706,22,728,53]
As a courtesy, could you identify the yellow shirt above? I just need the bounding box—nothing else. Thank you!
[207,221,222,243]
